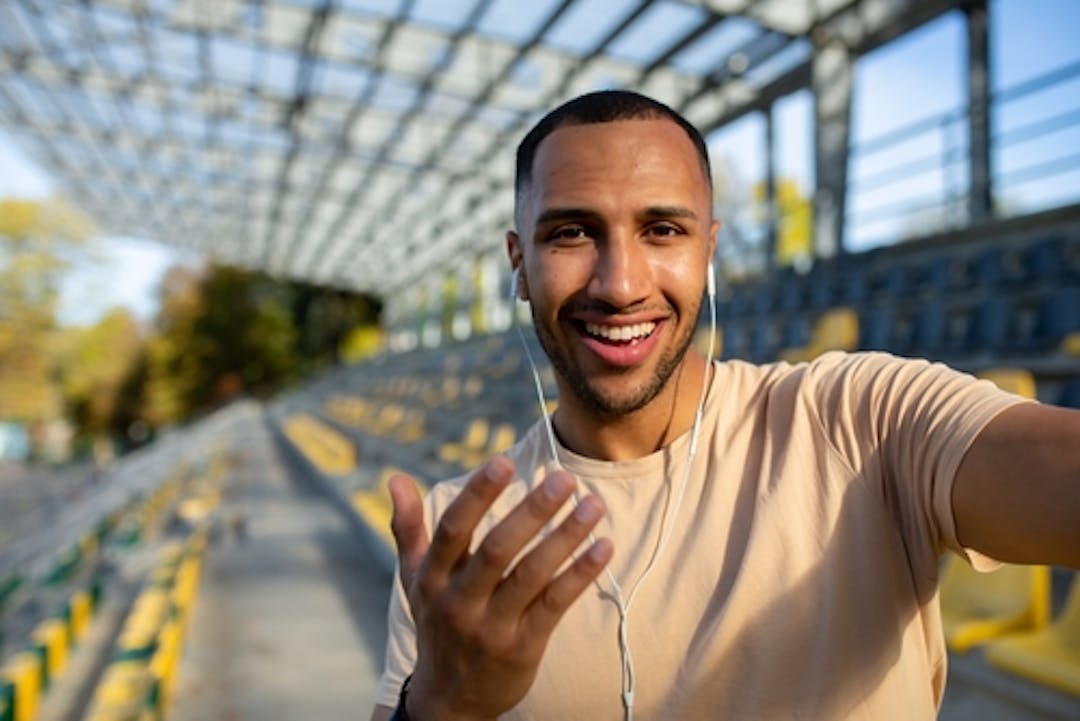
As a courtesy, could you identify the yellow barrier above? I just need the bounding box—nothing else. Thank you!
[32,619,69,683]
[86,661,157,721]
[0,653,41,721]
[352,472,398,552]
[282,413,357,476]
[70,590,93,642]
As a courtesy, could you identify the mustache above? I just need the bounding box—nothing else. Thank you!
[559,299,675,316]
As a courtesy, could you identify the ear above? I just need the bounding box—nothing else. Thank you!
[506,230,529,301]
[707,218,721,261]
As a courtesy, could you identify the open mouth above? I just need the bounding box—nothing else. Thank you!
[577,321,658,345]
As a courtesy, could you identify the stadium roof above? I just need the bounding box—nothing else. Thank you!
[0,0,950,296]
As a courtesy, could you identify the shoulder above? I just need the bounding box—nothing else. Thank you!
[757,350,960,403]
[715,351,922,403]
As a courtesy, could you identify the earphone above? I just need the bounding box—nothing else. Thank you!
[510,258,718,721]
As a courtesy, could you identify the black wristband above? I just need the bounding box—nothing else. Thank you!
[389,674,413,721]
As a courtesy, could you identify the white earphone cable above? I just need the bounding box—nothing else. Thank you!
[512,263,717,721]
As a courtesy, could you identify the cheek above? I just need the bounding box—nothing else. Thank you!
[532,252,594,307]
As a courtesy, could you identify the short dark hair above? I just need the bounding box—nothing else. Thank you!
[514,90,713,207]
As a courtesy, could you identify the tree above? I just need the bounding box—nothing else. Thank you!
[0,197,95,429]
[58,308,144,440]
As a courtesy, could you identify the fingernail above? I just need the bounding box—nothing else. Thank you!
[543,473,570,500]
[486,457,512,484]
[573,497,601,523]
[588,539,612,563]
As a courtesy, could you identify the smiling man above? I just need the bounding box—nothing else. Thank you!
[371,91,1080,721]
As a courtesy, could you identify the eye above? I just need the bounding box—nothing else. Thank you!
[645,223,685,240]
[548,224,592,245]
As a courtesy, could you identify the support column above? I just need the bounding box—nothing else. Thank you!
[967,0,992,223]
[812,37,853,258]
[764,107,778,272]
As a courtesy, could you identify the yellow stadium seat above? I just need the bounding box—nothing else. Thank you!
[977,368,1037,399]
[281,413,357,476]
[693,326,720,358]
[31,619,69,682]
[438,418,489,464]
[462,423,517,468]
[779,307,858,363]
[984,573,1080,697]
[352,467,428,552]
[2,652,42,721]
[939,554,1051,653]
[1061,332,1080,358]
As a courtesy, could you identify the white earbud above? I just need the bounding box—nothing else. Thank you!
[511,267,526,302]
[706,261,716,300]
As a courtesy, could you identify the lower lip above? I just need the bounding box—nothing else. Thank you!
[576,322,664,367]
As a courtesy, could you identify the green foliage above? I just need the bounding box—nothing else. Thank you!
[0,197,95,426]
[143,264,382,425]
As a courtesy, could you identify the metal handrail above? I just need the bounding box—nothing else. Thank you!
[846,59,1080,235]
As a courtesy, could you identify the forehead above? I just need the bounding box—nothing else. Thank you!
[523,119,710,220]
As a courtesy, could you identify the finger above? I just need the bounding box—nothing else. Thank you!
[423,455,515,579]
[489,493,606,618]
[523,536,614,639]
[453,470,578,603]
[388,473,429,585]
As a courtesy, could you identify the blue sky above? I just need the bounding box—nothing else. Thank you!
[1,0,1078,324]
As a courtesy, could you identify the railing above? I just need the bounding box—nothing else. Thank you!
[845,59,1080,249]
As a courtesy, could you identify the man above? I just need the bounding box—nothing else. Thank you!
[372,91,1080,720]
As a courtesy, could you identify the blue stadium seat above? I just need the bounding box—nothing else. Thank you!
[1058,375,1080,409]
[1031,288,1080,351]
[1023,236,1066,284]
[836,261,870,305]
[750,283,775,316]
[782,316,813,351]
[921,253,962,291]
[965,297,1011,352]
[776,268,806,312]
[807,265,833,309]
[748,318,786,363]
[908,301,949,354]
[859,306,895,352]
[727,287,750,319]
[968,247,1003,288]
[878,263,909,298]
[722,322,747,360]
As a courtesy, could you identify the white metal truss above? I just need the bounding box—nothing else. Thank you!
[0,0,947,296]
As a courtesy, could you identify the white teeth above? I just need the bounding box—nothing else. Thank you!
[584,321,657,341]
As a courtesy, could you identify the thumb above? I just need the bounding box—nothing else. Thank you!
[388,472,429,586]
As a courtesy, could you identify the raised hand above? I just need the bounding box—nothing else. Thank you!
[388,455,613,721]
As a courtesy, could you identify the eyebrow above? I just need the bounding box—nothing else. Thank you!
[534,205,700,226]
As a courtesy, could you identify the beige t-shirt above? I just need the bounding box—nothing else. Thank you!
[376,352,1026,720]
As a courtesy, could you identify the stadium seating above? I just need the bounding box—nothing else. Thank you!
[938,555,1051,653]
[984,573,1080,697]
[779,307,859,362]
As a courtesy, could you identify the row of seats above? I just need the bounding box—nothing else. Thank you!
[0,458,224,721]
[722,285,1080,365]
[720,232,1080,320]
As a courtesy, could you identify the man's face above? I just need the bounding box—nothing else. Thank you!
[509,118,718,419]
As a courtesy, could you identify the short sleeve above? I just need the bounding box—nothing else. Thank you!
[374,565,416,708]
[804,352,1029,574]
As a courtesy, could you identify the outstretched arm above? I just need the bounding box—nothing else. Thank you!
[373,455,613,721]
[953,402,1080,568]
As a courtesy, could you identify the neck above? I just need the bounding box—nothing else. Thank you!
[552,352,711,462]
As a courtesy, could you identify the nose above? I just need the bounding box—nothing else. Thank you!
[588,233,651,310]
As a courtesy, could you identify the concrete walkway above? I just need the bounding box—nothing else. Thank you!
[169,407,392,721]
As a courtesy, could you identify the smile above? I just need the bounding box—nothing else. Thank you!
[582,321,657,344]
